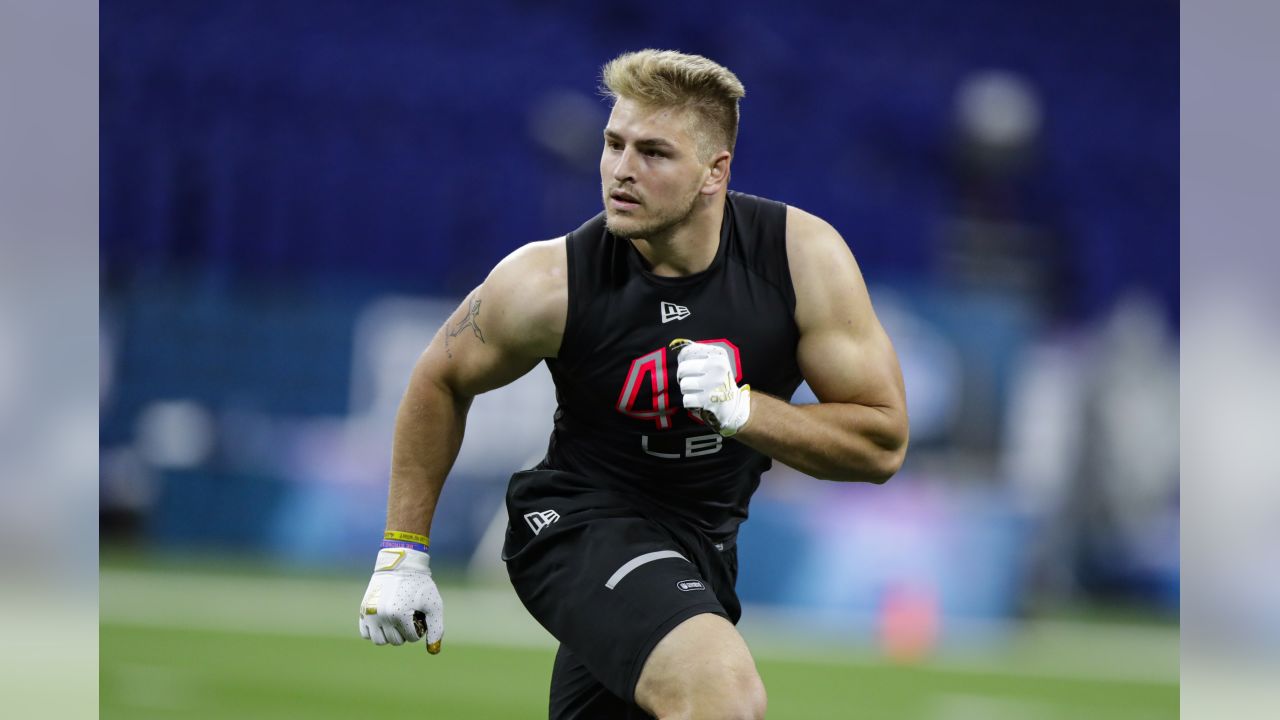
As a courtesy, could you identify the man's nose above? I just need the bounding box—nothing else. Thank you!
[611,147,636,183]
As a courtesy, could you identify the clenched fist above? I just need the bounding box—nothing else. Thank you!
[671,339,752,437]
[358,547,445,653]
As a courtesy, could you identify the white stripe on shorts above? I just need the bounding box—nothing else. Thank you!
[604,550,688,590]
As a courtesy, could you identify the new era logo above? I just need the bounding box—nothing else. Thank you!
[660,302,691,323]
[676,579,706,592]
[523,510,560,535]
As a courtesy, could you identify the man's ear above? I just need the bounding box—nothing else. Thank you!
[701,150,732,195]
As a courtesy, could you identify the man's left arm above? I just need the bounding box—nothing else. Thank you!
[732,206,908,482]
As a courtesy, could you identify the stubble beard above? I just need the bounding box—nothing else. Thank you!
[603,190,701,242]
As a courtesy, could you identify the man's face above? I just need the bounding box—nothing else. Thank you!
[600,98,710,240]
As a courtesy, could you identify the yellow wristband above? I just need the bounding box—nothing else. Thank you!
[384,530,430,547]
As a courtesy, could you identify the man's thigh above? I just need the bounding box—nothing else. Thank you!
[634,613,765,719]
[505,512,728,706]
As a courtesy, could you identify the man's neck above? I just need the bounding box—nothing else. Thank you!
[629,194,726,277]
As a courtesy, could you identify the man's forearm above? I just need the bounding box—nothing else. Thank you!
[734,391,907,483]
[385,364,473,536]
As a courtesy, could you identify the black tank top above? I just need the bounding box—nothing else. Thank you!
[542,191,804,539]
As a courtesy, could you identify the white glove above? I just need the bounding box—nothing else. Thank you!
[672,339,752,437]
[358,547,444,653]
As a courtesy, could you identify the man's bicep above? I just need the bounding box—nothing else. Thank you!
[796,322,903,409]
[423,288,544,399]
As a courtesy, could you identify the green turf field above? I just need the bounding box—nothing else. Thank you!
[101,563,1177,719]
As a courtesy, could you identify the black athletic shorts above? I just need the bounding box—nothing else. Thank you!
[502,468,742,719]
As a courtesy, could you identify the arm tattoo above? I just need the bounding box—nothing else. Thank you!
[445,296,485,359]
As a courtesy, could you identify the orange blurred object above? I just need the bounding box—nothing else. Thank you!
[879,583,940,663]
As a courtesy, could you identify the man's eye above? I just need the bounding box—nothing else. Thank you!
[644,149,664,158]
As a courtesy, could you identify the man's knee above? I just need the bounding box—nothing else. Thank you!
[635,614,767,719]
[703,662,766,720]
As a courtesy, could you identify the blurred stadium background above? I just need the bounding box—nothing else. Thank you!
[99,1,1177,717]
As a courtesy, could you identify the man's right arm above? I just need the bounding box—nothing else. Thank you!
[358,238,566,650]
[385,237,568,537]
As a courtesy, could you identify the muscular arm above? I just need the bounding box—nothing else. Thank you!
[384,239,567,535]
[733,207,908,482]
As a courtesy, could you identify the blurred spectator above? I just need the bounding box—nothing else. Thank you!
[939,70,1074,320]
[1004,292,1178,609]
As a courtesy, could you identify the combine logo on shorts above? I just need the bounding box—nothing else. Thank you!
[524,509,561,535]
[676,579,706,592]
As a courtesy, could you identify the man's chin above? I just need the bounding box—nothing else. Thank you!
[604,213,642,239]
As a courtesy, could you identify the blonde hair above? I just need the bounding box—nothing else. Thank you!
[600,49,746,160]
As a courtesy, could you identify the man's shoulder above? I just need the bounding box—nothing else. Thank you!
[781,205,872,334]
[484,237,569,355]
[501,236,568,272]
[490,236,568,301]
[783,204,851,269]
[783,204,838,242]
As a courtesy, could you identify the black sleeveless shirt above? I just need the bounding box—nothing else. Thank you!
[541,191,804,539]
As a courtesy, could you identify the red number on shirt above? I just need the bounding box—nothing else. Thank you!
[616,347,675,429]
